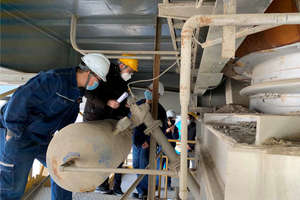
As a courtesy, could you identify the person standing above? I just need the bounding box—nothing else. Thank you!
[83,54,138,195]
[131,82,167,199]
[0,53,110,200]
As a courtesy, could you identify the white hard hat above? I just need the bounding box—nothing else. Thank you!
[166,110,176,118]
[81,53,110,82]
[149,81,164,96]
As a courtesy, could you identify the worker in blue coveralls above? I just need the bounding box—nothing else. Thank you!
[0,53,110,200]
[131,82,167,199]
[156,109,179,191]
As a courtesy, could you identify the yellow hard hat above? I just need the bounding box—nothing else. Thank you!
[119,54,139,72]
[188,112,198,120]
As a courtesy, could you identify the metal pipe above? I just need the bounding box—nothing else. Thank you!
[180,13,300,199]
[140,110,200,199]
[201,24,279,48]
[70,15,179,56]
[106,55,178,60]
[60,166,177,177]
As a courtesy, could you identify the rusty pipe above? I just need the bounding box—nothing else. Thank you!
[180,13,300,199]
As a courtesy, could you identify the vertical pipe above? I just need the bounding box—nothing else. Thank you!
[180,13,300,199]
[179,23,193,200]
[148,16,162,200]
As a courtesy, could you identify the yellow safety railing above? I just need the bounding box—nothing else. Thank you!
[157,139,196,198]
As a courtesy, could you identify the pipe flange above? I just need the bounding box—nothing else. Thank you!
[144,120,162,135]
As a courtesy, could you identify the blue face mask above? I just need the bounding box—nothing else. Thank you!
[86,81,99,90]
[144,90,152,100]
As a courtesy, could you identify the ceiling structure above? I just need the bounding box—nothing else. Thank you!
[1,0,299,93]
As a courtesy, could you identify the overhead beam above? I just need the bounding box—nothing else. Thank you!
[158,2,214,20]
[163,0,181,68]
[222,0,237,58]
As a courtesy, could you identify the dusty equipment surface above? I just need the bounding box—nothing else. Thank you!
[46,120,132,192]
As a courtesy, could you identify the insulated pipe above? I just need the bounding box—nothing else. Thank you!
[180,13,300,199]
[140,109,200,199]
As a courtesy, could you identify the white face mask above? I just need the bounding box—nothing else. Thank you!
[187,119,191,125]
[121,72,132,81]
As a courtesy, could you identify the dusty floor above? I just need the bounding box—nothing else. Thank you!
[31,174,195,200]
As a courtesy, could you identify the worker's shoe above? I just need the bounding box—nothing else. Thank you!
[167,186,174,191]
[132,192,143,199]
[113,187,124,196]
[95,184,111,194]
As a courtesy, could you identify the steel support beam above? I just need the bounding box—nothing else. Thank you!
[163,0,181,68]
[158,2,214,20]
[222,0,236,58]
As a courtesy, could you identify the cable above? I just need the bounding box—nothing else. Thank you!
[192,31,203,47]
[127,61,177,97]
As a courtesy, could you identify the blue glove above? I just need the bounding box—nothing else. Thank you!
[144,90,152,100]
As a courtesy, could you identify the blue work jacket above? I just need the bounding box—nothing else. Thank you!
[0,67,83,144]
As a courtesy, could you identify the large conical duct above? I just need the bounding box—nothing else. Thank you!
[46,120,132,192]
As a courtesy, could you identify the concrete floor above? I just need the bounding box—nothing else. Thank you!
[31,173,195,200]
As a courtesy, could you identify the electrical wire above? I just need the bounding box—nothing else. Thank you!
[192,31,203,47]
[127,61,177,97]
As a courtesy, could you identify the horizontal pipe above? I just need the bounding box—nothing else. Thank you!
[106,55,178,60]
[201,24,279,48]
[120,151,163,200]
[70,15,179,56]
[60,166,177,177]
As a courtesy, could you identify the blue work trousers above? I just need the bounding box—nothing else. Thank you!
[0,128,71,200]
[132,144,149,196]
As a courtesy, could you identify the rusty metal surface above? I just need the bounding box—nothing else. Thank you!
[46,120,132,192]
[236,0,300,58]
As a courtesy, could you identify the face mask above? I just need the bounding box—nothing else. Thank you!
[121,73,132,81]
[187,119,191,125]
[170,120,175,125]
[86,81,99,90]
[144,90,152,100]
